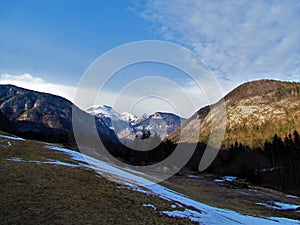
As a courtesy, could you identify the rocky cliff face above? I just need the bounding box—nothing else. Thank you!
[167,80,300,147]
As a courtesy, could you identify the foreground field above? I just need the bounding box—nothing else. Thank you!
[0,133,194,225]
[0,133,299,224]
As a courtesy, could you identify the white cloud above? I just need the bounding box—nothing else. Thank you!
[0,73,77,105]
[1,73,45,83]
[136,0,300,91]
[107,76,199,117]
[0,73,203,117]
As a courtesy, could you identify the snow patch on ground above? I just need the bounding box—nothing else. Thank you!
[0,140,11,147]
[286,194,299,199]
[214,176,238,183]
[142,203,157,211]
[45,145,300,225]
[214,179,224,183]
[171,204,177,209]
[0,134,25,141]
[186,175,200,179]
[8,157,23,162]
[45,145,154,187]
[257,202,300,211]
[7,156,87,168]
[161,209,203,223]
[116,185,127,189]
[223,176,238,182]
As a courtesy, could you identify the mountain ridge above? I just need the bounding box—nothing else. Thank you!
[0,84,118,145]
[167,79,300,147]
[86,105,185,140]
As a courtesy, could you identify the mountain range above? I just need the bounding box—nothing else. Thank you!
[1,79,299,149]
[85,105,184,140]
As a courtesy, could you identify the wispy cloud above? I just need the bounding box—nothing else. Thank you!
[136,0,300,92]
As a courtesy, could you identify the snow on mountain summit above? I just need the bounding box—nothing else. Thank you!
[86,105,125,121]
[85,105,184,139]
[120,111,138,122]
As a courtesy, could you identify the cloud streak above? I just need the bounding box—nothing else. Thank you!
[136,0,300,92]
[0,73,77,104]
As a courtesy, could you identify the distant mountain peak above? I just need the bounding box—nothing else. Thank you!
[120,111,138,122]
[85,105,184,140]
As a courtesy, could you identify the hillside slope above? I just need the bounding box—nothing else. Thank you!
[168,80,300,147]
[0,85,117,144]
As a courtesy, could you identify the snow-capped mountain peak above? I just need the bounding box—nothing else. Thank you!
[85,105,184,140]
[120,111,138,122]
[86,105,138,122]
[86,105,119,119]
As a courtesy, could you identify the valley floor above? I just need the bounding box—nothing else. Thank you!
[163,174,300,221]
[0,133,299,224]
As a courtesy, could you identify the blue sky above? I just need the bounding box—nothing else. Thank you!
[0,0,299,117]
[0,0,153,84]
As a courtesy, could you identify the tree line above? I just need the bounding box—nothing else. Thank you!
[208,130,300,194]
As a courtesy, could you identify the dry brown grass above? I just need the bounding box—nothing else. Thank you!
[0,134,195,225]
[162,174,300,220]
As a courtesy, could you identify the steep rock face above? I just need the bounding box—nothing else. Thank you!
[0,85,117,144]
[167,80,300,147]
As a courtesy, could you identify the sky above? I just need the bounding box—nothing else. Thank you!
[0,0,299,117]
